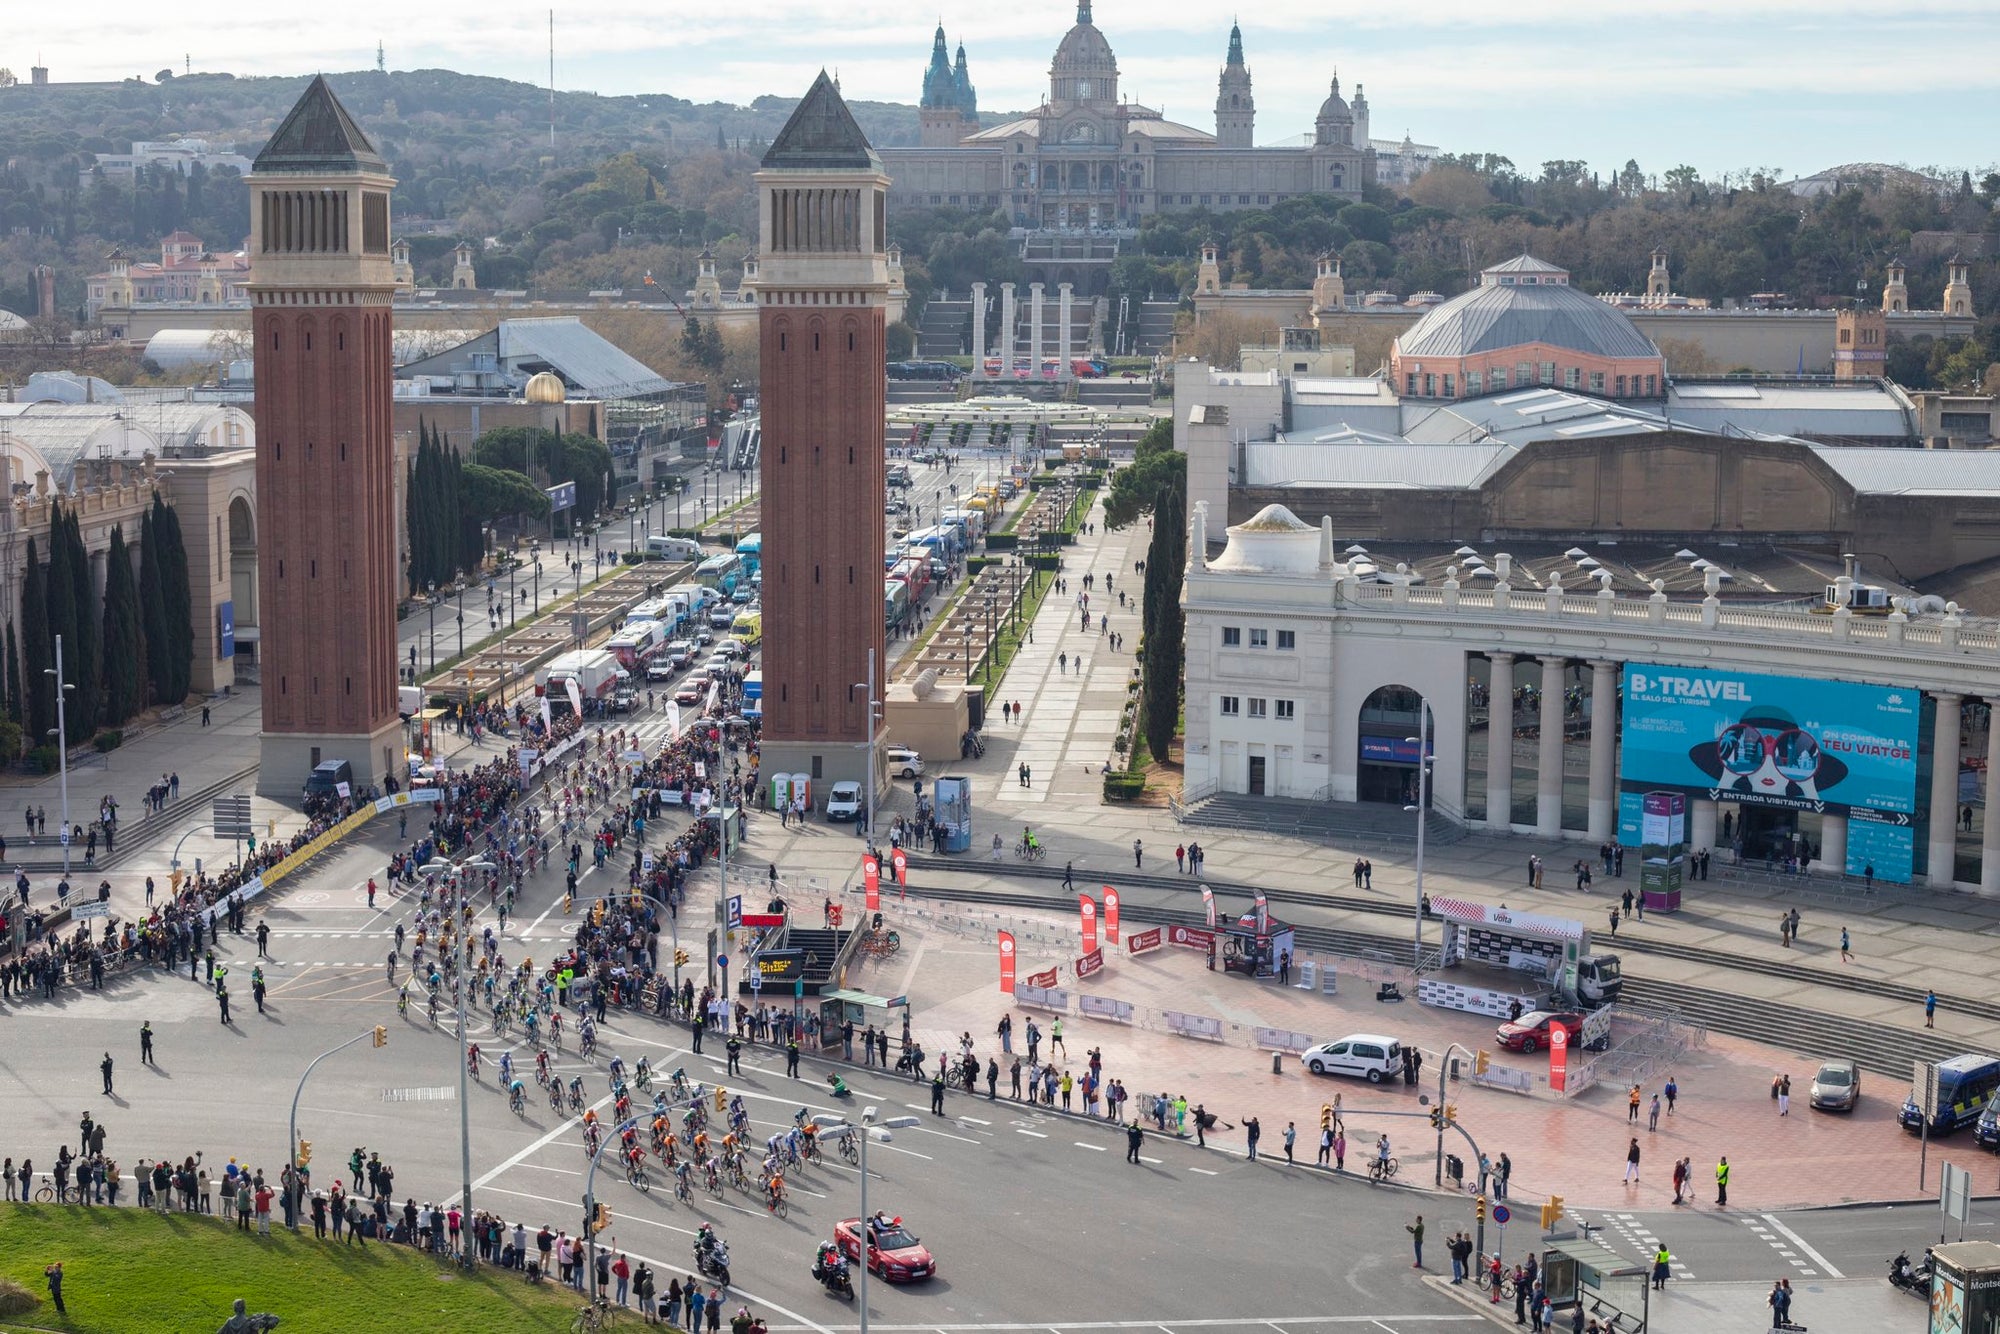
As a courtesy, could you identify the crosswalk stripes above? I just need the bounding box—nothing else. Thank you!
[1603,1212,1694,1280]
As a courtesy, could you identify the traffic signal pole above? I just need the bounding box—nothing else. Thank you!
[287,1026,387,1230]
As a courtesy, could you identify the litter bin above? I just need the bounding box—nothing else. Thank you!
[1271,1052,1283,1074]
[1445,1154,1464,1184]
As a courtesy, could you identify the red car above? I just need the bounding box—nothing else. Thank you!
[834,1214,936,1282]
[1494,1010,1584,1054]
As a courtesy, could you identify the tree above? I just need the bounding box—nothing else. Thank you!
[1140,473,1187,765]
[58,505,102,736]
[148,494,194,704]
[1102,419,1187,531]
[139,504,170,704]
[4,619,21,726]
[42,504,81,735]
[99,524,145,726]
[20,537,51,743]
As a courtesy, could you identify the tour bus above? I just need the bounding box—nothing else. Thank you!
[647,535,703,562]
[734,532,762,579]
[1902,1054,2000,1135]
[729,608,763,647]
[696,552,745,597]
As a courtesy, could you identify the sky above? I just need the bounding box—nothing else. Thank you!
[14,0,2000,179]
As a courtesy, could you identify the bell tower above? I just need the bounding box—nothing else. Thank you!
[248,74,402,793]
[1646,248,1670,300]
[1944,254,1975,318]
[756,72,890,796]
[1197,240,1221,296]
[1214,23,1254,149]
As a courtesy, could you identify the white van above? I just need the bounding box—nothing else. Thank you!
[885,746,924,778]
[647,535,704,562]
[1302,1033,1404,1083]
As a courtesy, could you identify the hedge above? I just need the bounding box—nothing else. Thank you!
[985,533,1019,551]
[1103,771,1146,801]
[93,730,123,753]
[1025,553,1061,571]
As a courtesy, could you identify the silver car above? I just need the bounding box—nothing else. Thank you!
[1809,1060,1860,1112]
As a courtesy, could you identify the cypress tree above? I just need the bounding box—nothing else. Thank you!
[139,503,170,704]
[154,495,195,703]
[5,619,21,725]
[62,506,102,736]
[1140,475,1187,764]
[20,537,51,743]
[100,525,144,726]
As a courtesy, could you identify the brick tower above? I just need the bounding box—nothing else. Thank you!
[248,76,403,793]
[756,72,890,798]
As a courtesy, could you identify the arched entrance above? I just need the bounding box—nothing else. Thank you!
[228,494,258,678]
[1357,683,1430,805]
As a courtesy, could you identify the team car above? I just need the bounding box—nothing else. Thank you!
[834,1214,936,1282]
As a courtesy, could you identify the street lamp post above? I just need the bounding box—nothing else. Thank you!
[287,1025,382,1230]
[1403,698,1434,972]
[856,649,880,845]
[820,1110,919,1334]
[427,581,438,674]
[45,634,73,881]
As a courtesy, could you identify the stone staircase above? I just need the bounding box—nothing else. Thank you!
[1173,790,1467,848]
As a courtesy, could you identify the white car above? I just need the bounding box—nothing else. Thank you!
[885,746,924,778]
[1302,1034,1404,1084]
[824,780,863,821]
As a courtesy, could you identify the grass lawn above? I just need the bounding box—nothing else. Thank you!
[0,1206,646,1333]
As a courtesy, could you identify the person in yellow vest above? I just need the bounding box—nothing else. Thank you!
[1715,1156,1729,1207]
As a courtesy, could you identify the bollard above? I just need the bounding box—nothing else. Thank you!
[1272,1052,1283,1075]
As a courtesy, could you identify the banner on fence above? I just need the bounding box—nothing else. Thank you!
[998,931,1017,995]
[1075,947,1105,980]
[1079,894,1098,954]
[1025,966,1060,989]
[1102,886,1120,944]
[1168,924,1215,951]
[862,854,880,911]
[1127,926,1163,955]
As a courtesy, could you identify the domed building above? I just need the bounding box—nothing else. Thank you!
[880,5,1376,250]
[1391,255,1669,401]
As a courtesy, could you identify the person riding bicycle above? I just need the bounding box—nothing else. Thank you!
[571,1077,587,1107]
[691,1130,710,1161]
[634,1057,652,1088]
[509,1078,526,1109]
[765,1170,785,1211]
[386,949,399,982]
[394,922,406,950]
[1021,827,1038,854]
[499,1051,514,1084]
[608,1055,626,1086]
[467,1044,481,1076]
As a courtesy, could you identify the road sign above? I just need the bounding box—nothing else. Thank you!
[58,828,70,846]
[749,969,763,993]
[1491,1204,1511,1226]
[72,901,109,921]
[1943,1162,1973,1224]
[726,895,742,928]
[715,953,729,971]
[214,795,255,839]
[641,852,656,875]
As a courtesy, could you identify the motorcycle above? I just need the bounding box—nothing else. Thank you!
[812,1249,854,1299]
[694,1227,732,1288]
[1889,1250,1932,1296]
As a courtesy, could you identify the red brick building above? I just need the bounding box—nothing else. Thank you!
[754,73,891,798]
[248,76,403,793]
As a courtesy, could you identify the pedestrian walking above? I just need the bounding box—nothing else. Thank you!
[1628,1084,1641,1122]
[1282,1121,1296,1164]
[1777,1074,1790,1116]
[1126,1119,1144,1164]
[1243,1115,1261,1161]
[1648,1093,1661,1131]
[100,1051,114,1095]
[1407,1215,1425,1268]
[1652,1245,1672,1291]
[1926,990,1938,1028]
[1671,1156,1688,1205]
[1132,837,1143,869]
[1840,927,1851,963]
[1715,1155,1729,1207]
[1624,1137,1641,1184]
[1664,1074,1678,1114]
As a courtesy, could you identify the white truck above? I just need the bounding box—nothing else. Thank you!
[1418,897,1623,1018]
[537,647,626,715]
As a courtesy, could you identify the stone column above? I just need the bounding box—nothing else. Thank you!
[1486,653,1514,830]
[999,283,1016,379]
[1930,692,1963,886]
[970,280,988,378]
[1690,799,1718,862]
[1029,281,1045,381]
[1537,657,1566,835]
[1057,282,1073,380]
[1587,659,1618,842]
[1818,813,1848,879]
[1983,706,2000,895]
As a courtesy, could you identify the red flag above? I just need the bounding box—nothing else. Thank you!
[1548,1023,1570,1093]
[891,847,908,887]
[1101,886,1121,944]
[997,931,1017,994]
[863,854,880,911]
[1202,885,1215,929]
[1254,887,1269,935]
[1079,894,1098,954]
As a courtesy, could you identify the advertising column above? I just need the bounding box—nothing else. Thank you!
[1639,791,1685,912]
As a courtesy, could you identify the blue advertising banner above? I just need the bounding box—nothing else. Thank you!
[1619,664,1918,817]
[217,601,235,659]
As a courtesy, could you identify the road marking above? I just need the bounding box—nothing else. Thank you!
[912,1125,980,1145]
[1759,1214,1843,1278]
[1074,1142,1106,1152]
[511,1162,583,1177]
[1188,1167,1217,1175]
[960,1116,991,1126]
[1016,1129,1048,1139]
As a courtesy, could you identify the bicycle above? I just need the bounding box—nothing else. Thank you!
[859,929,901,958]
[766,1184,789,1219]
[1368,1156,1400,1183]
[837,1134,860,1167]
[572,1296,611,1334]
[1013,840,1046,862]
[33,1183,56,1203]
[625,1161,651,1194]
[510,1084,528,1116]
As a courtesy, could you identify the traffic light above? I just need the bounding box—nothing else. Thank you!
[373,1025,388,1048]
[1474,1050,1490,1076]
[1541,1195,1565,1231]
[1428,1107,1443,1130]
[1446,1103,1459,1125]
[1320,1103,1334,1132]
[1476,1196,1487,1224]
[592,1202,611,1234]
[296,1138,312,1167]
[714,1084,728,1112]
[674,948,690,969]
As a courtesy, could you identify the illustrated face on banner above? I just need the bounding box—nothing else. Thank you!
[1703,710,1842,801]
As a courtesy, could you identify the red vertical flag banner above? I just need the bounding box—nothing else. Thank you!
[891,847,908,888]
[1202,885,1216,929]
[1101,886,1121,943]
[1548,1023,1570,1093]
[863,854,881,911]
[997,931,1017,994]
[1079,894,1098,954]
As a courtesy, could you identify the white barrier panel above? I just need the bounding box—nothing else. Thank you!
[1253,1027,1315,1053]
[1077,994,1133,1023]
[1016,983,1070,1013]
[373,788,443,814]
[1469,1067,1535,1095]
[1164,1010,1225,1041]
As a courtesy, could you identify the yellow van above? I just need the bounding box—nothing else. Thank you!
[730,609,763,646]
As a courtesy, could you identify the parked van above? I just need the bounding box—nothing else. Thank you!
[304,758,355,797]
[647,535,703,562]
[1301,1033,1404,1084]
[1902,1054,2000,1135]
